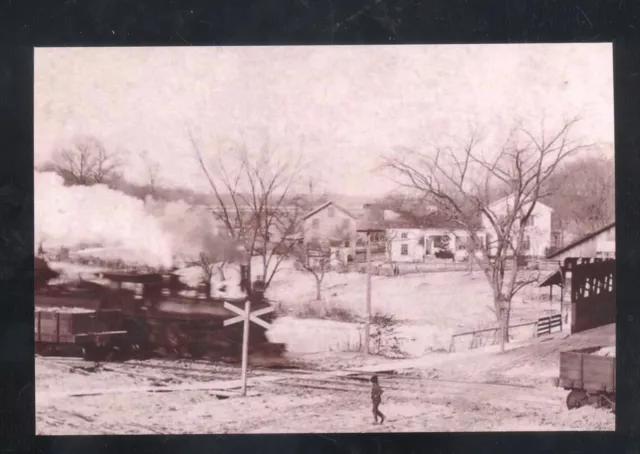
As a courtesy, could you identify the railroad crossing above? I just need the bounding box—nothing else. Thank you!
[223,300,275,395]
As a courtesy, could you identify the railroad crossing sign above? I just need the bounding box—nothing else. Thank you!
[223,303,274,330]
[222,300,275,396]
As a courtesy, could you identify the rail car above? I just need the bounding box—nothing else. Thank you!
[34,257,286,363]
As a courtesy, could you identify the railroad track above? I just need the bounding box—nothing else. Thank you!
[264,374,561,409]
[38,355,559,408]
[37,355,309,383]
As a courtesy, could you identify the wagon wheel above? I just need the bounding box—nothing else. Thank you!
[566,389,588,409]
[599,393,616,412]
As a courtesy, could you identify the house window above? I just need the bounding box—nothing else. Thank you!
[401,244,409,255]
[400,232,408,239]
[522,235,531,250]
[328,207,335,218]
[344,240,350,248]
[312,218,320,229]
[523,215,535,227]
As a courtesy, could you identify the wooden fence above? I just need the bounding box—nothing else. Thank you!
[535,313,563,336]
[449,313,564,352]
[448,320,538,352]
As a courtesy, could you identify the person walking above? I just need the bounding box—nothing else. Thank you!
[370,375,385,424]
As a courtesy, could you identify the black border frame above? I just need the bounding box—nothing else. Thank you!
[2,1,640,453]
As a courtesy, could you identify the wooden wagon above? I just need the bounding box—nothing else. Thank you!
[558,346,616,413]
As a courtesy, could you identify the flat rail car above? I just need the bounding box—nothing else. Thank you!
[558,346,616,413]
[35,308,129,360]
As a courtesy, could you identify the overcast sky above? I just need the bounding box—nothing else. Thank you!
[34,44,613,197]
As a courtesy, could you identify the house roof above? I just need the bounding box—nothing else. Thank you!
[546,222,616,259]
[303,201,356,220]
[366,211,466,231]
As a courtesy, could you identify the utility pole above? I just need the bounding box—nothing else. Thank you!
[356,218,383,357]
[365,232,372,355]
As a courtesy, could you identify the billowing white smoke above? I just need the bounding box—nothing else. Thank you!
[145,198,214,262]
[35,171,173,268]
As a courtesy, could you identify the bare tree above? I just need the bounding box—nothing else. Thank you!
[51,135,121,186]
[545,155,614,238]
[382,230,398,271]
[385,117,589,351]
[293,240,332,300]
[197,232,244,286]
[190,132,306,295]
[304,176,330,211]
[139,150,162,198]
[295,224,354,299]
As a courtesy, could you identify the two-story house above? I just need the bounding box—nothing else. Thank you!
[481,193,553,258]
[302,201,358,260]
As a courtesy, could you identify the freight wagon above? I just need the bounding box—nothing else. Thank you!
[558,345,616,413]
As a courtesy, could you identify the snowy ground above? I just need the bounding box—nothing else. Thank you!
[266,267,562,355]
[35,324,615,434]
[36,261,613,434]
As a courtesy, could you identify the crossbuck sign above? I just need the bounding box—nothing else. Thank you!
[222,300,275,396]
[223,303,274,329]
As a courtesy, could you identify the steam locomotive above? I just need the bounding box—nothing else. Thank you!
[34,257,286,363]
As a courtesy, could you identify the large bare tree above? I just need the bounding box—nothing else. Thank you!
[51,135,121,186]
[385,117,589,351]
[190,132,306,295]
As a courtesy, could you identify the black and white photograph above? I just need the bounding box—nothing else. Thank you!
[34,43,615,434]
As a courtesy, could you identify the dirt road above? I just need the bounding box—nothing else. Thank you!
[36,353,614,434]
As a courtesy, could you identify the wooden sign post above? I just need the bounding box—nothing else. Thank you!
[223,301,274,396]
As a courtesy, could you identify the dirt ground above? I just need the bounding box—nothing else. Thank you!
[36,324,615,435]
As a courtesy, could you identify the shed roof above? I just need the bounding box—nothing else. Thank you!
[538,269,563,288]
[547,222,615,259]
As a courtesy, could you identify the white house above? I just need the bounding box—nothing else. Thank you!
[386,226,486,263]
[482,194,553,258]
[547,222,615,261]
[302,201,358,261]
[359,204,486,263]
[387,227,426,262]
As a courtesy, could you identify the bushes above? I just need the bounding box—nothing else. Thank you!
[278,300,360,323]
[370,312,408,358]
